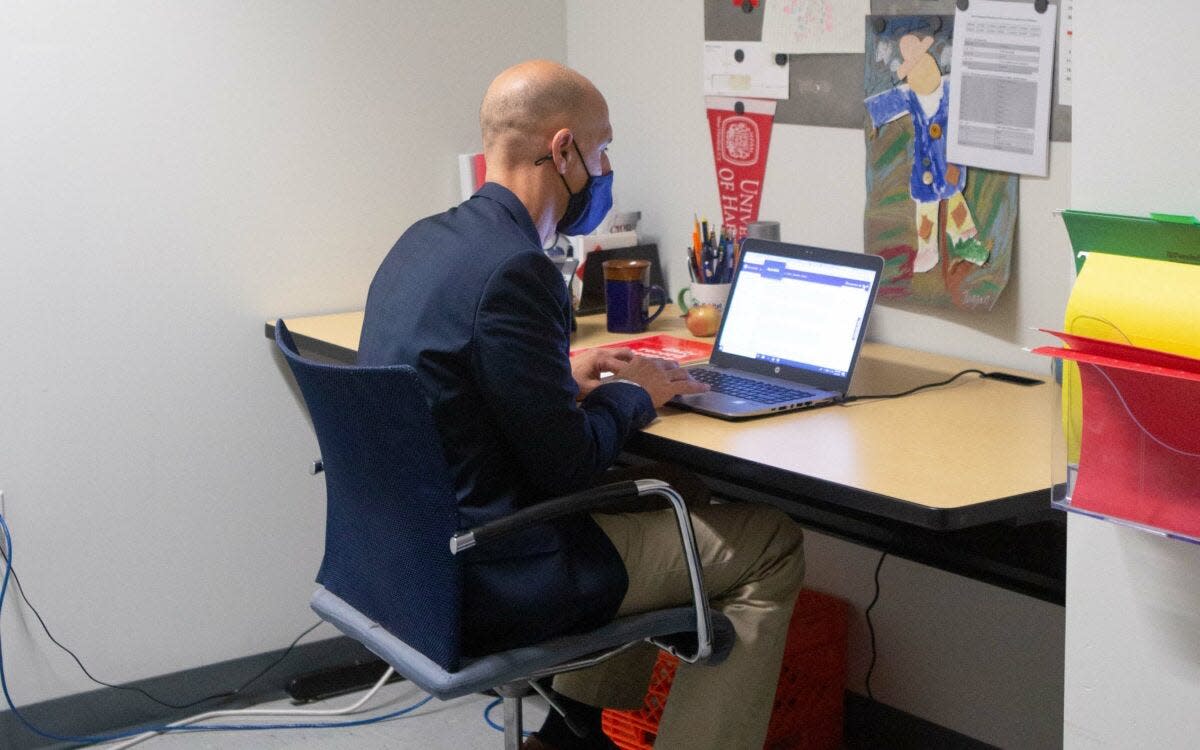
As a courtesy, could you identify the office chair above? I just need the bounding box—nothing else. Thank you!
[273,320,734,749]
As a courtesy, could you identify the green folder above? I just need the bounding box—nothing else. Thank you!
[1061,209,1200,274]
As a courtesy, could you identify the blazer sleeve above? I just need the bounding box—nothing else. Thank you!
[472,251,657,499]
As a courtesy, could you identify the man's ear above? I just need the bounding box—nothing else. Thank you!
[550,128,574,173]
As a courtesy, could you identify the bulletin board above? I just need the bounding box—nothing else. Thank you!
[704,0,1071,141]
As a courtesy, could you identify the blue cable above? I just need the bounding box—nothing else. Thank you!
[484,696,505,732]
[483,695,533,737]
[0,512,432,745]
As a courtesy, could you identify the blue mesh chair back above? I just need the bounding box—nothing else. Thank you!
[275,321,463,671]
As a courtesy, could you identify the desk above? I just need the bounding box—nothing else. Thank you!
[266,310,1065,603]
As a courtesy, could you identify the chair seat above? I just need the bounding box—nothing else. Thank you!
[311,586,733,701]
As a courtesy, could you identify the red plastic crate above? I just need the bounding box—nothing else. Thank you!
[602,589,848,750]
[600,652,679,749]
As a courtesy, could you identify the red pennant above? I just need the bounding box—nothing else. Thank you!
[705,97,776,239]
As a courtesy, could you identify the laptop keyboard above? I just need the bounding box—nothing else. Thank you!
[689,368,816,405]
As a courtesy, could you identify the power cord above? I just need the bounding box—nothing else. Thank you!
[864,551,888,701]
[0,541,322,710]
[104,665,429,750]
[841,369,987,404]
[0,513,433,747]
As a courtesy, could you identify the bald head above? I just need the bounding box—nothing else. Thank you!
[480,60,607,168]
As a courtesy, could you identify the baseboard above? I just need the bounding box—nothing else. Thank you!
[844,691,999,750]
[0,635,379,750]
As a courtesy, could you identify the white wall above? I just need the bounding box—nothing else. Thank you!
[567,2,1066,747]
[1065,3,1200,747]
[0,1,564,706]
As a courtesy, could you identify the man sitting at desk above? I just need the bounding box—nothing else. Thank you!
[358,60,805,750]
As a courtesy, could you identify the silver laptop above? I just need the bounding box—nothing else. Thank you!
[672,239,884,419]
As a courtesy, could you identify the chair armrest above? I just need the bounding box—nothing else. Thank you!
[449,479,640,554]
[450,478,716,664]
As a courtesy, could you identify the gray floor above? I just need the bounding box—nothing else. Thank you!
[98,681,549,749]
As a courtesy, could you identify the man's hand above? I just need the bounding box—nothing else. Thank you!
[611,355,709,408]
[572,347,635,399]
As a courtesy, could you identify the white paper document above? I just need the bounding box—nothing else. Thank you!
[947,0,1057,176]
[1057,0,1073,106]
[702,42,789,100]
[761,0,871,55]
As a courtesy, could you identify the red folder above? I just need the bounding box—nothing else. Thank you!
[571,335,713,365]
[1034,330,1200,540]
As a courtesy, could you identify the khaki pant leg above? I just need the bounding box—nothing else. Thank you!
[553,503,805,750]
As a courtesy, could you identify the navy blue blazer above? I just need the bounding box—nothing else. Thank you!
[358,183,657,654]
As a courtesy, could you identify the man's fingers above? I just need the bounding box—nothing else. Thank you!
[600,352,634,369]
[676,379,710,394]
[646,357,678,370]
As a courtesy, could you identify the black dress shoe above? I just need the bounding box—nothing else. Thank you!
[521,734,558,750]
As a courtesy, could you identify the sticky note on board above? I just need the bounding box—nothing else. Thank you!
[702,42,789,100]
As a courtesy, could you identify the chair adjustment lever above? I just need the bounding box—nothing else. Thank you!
[529,681,591,740]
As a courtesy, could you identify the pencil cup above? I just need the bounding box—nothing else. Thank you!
[677,283,731,316]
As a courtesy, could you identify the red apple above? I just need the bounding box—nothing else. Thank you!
[685,304,721,337]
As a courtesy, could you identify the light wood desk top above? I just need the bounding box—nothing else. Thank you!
[267,309,1056,530]
[268,310,365,363]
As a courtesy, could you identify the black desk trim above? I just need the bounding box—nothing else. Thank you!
[621,436,1065,605]
[266,321,357,364]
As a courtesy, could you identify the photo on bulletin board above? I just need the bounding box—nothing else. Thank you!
[862,15,1018,312]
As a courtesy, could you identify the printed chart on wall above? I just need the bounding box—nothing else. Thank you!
[947,0,1057,177]
[862,15,1018,312]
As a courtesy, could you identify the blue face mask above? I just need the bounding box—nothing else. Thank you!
[548,142,613,236]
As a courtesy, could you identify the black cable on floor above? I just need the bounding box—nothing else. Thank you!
[864,551,888,701]
[0,545,322,709]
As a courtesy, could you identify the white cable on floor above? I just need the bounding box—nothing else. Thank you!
[102,665,397,750]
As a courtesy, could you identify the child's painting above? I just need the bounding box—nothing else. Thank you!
[863,15,1018,311]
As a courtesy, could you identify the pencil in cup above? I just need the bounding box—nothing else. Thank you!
[686,230,738,284]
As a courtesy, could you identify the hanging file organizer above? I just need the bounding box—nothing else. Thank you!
[1034,330,1200,542]
[1048,209,1200,541]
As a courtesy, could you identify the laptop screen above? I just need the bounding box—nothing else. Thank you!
[716,247,879,380]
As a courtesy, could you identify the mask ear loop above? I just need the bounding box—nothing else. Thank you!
[534,130,578,170]
[533,152,574,201]
[537,142,590,198]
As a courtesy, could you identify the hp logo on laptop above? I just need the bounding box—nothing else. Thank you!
[774,366,781,374]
